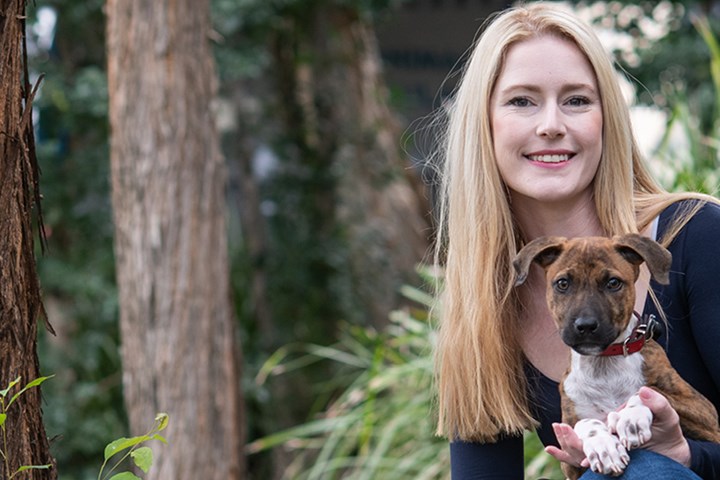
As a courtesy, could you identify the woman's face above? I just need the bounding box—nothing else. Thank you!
[490,35,603,206]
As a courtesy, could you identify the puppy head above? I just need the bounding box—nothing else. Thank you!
[513,234,671,355]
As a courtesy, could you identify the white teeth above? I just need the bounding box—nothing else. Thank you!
[529,154,570,163]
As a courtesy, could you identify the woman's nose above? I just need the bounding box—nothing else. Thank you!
[536,105,567,138]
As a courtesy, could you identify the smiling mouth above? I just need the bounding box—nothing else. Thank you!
[526,154,573,163]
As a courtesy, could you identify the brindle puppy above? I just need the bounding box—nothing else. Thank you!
[514,234,720,479]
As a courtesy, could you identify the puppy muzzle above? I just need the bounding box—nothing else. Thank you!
[561,315,622,355]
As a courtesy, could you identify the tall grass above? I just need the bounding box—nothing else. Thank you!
[248,269,562,479]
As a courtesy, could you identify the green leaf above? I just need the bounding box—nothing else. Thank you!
[399,284,435,309]
[103,435,151,461]
[21,375,54,391]
[108,473,142,480]
[130,447,153,473]
[8,375,54,408]
[0,378,21,398]
[14,465,52,473]
[0,413,6,426]
[151,433,168,444]
[154,412,169,432]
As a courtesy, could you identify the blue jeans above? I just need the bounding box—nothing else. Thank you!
[579,449,701,479]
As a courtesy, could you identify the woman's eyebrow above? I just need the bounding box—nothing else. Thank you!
[498,83,597,95]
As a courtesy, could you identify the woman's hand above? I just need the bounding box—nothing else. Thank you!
[635,386,692,467]
[545,422,589,468]
[545,387,691,469]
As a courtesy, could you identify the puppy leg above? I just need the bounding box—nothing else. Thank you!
[608,394,653,449]
[575,418,630,476]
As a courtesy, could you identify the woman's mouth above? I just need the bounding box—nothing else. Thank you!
[526,154,573,163]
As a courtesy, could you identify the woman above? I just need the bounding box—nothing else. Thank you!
[432,2,720,479]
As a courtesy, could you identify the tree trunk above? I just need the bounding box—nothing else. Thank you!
[270,6,431,329]
[106,1,244,478]
[328,9,431,325]
[0,1,56,478]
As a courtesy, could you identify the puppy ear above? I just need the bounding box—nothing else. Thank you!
[513,236,566,286]
[613,234,672,285]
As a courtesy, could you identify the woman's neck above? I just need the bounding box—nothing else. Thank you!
[511,192,604,241]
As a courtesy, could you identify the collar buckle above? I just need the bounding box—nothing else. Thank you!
[604,313,657,357]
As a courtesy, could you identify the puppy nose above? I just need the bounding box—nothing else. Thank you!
[573,317,599,336]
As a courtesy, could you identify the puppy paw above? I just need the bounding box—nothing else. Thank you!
[575,418,630,476]
[608,394,653,449]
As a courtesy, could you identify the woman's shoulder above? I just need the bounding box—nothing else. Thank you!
[660,197,720,228]
[658,197,720,255]
[660,196,720,217]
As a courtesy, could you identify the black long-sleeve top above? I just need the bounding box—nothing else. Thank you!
[450,201,720,479]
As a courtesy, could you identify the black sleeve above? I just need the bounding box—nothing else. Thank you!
[450,434,524,479]
[682,203,720,392]
[671,202,720,477]
[688,439,720,478]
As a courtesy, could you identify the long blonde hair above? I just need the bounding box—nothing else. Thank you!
[433,2,714,442]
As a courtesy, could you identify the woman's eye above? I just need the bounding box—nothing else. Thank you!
[566,96,590,107]
[507,96,532,107]
[606,278,623,291]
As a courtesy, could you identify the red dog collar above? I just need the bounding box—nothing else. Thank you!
[599,313,657,357]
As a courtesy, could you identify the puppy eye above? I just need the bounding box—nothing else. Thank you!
[606,278,623,291]
[554,278,570,292]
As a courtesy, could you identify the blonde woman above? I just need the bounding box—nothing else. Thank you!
[433,2,720,478]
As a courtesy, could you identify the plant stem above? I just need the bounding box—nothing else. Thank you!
[1,400,8,480]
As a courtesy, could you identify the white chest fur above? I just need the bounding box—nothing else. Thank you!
[563,352,646,421]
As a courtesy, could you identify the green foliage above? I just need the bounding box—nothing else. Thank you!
[655,15,720,194]
[596,1,715,108]
[212,0,406,83]
[0,376,55,479]
[250,271,562,479]
[97,413,169,480]
[248,276,444,479]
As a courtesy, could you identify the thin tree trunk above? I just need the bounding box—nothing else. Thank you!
[106,0,244,478]
[0,1,56,478]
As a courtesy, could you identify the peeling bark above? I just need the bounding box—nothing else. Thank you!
[0,1,56,478]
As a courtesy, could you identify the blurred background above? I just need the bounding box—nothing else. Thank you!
[25,0,720,478]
